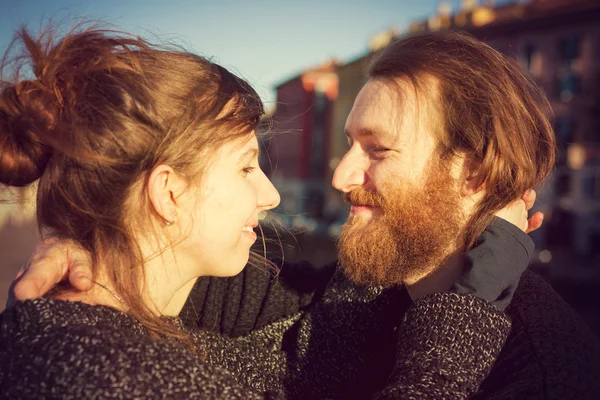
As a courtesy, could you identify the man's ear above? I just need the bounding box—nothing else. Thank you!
[461,158,485,198]
[147,165,185,224]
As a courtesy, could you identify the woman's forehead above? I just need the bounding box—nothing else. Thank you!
[212,132,258,159]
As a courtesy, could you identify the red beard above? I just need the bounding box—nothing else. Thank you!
[337,160,465,287]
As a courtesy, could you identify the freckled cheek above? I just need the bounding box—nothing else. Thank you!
[367,163,396,191]
[407,154,430,179]
[201,180,260,233]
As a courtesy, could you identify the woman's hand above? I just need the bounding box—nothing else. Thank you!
[495,189,543,233]
[446,189,543,310]
[8,238,93,305]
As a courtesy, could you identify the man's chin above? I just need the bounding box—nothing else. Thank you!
[338,214,462,288]
[343,212,380,229]
[337,224,405,287]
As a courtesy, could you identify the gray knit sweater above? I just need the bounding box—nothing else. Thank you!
[0,292,510,399]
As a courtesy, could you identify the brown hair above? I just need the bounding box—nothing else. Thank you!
[368,30,556,249]
[0,25,266,341]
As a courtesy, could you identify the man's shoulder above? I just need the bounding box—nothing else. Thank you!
[478,269,600,399]
[507,269,597,342]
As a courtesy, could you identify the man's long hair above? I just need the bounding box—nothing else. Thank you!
[368,30,556,249]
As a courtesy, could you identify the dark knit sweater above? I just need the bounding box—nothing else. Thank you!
[474,270,600,400]
[0,293,510,399]
[182,233,600,399]
[0,221,570,399]
[0,220,521,400]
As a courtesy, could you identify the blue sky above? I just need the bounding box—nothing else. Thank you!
[0,0,515,106]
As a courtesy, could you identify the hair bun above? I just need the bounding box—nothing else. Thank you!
[0,84,52,187]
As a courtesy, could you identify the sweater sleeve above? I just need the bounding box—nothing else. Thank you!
[179,258,337,337]
[373,219,524,398]
[451,217,534,311]
[374,293,512,400]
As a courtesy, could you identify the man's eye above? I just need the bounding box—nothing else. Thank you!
[371,147,390,153]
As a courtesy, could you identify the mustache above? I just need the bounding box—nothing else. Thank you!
[343,188,386,208]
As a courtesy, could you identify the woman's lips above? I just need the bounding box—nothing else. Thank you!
[242,226,257,242]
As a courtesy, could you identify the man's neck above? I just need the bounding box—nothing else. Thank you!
[404,248,465,301]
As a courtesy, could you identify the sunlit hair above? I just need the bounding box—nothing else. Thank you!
[0,24,273,342]
[368,30,556,249]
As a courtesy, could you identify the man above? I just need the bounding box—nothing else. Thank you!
[11,30,600,398]
[323,31,600,398]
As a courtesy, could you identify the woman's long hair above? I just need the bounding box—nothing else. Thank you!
[0,24,270,342]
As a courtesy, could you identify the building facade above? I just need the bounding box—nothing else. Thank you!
[268,61,338,228]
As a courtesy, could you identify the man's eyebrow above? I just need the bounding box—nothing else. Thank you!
[345,128,382,139]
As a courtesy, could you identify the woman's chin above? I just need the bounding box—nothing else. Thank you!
[206,255,250,278]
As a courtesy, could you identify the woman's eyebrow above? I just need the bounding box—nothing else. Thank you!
[239,148,258,162]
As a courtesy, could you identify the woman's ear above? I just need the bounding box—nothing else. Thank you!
[147,165,184,225]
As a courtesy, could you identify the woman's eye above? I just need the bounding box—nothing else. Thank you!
[242,166,256,177]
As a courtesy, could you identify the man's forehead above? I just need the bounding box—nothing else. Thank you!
[346,80,408,139]
[352,80,398,114]
[345,77,441,140]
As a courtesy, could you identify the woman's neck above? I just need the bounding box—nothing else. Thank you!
[56,249,200,317]
[139,248,200,316]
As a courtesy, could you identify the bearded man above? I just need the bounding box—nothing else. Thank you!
[328,31,600,398]
[10,31,600,399]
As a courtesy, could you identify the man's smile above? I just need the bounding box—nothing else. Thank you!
[350,204,380,216]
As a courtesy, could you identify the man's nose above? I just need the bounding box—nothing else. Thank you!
[332,150,367,193]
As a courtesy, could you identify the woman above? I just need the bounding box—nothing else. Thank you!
[1,25,535,399]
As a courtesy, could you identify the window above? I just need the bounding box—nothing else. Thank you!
[559,36,581,62]
[555,116,574,144]
[556,35,582,100]
[525,43,536,73]
[558,71,581,99]
[582,174,600,201]
[555,173,571,197]
[524,43,535,71]
[521,42,543,79]
[554,116,574,165]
